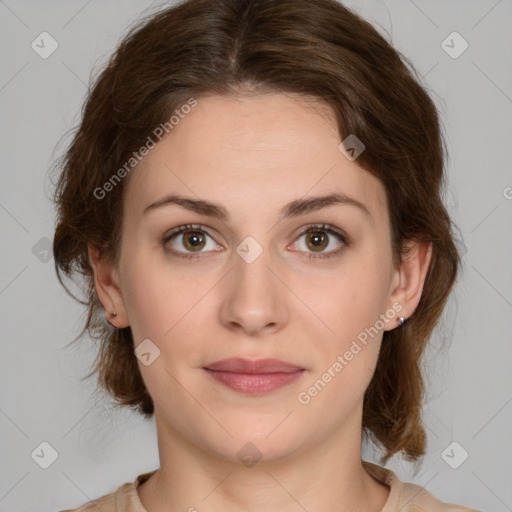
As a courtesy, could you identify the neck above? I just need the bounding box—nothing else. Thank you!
[137,407,390,512]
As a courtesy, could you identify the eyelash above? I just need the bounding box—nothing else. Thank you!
[162,223,349,261]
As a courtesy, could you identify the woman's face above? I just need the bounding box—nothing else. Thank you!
[95,92,417,463]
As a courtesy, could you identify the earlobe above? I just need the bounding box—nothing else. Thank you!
[88,244,129,328]
[386,240,433,329]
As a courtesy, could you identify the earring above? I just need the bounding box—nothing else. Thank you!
[106,310,118,328]
[397,316,407,327]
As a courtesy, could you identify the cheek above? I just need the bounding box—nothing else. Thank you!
[120,248,217,348]
[304,250,390,383]
[119,248,175,341]
[124,277,183,343]
[308,278,386,408]
[321,255,390,336]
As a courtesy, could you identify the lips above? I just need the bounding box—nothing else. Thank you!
[203,358,305,394]
[204,357,304,373]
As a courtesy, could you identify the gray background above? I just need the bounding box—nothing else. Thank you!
[0,0,511,510]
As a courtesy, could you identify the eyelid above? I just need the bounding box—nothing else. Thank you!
[288,223,349,260]
[293,223,348,244]
[163,223,219,243]
[162,223,222,257]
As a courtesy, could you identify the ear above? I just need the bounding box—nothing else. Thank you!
[384,239,433,331]
[88,244,129,328]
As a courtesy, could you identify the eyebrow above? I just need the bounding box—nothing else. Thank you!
[143,193,372,222]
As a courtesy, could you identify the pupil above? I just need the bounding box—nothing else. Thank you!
[309,231,326,251]
[186,232,204,249]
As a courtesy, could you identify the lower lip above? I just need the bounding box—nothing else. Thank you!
[204,369,305,394]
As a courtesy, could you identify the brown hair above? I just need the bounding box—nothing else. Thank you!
[51,0,462,465]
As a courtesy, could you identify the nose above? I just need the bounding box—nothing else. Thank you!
[218,243,290,337]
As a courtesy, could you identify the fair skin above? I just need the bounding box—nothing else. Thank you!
[89,92,432,512]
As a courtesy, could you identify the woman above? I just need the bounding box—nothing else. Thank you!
[53,0,478,510]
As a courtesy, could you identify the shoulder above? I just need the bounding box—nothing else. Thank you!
[58,469,157,512]
[57,483,130,512]
[362,460,480,512]
[399,480,480,512]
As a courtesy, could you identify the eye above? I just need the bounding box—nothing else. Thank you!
[163,224,221,259]
[162,223,349,261]
[289,223,349,260]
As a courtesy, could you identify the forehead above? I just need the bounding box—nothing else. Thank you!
[124,93,388,226]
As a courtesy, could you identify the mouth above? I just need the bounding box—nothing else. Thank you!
[203,358,306,395]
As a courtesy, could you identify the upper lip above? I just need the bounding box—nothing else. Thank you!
[204,358,304,373]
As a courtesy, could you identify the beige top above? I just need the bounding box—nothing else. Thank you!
[60,461,480,512]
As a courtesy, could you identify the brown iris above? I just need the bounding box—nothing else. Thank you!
[182,230,206,251]
[306,230,328,252]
